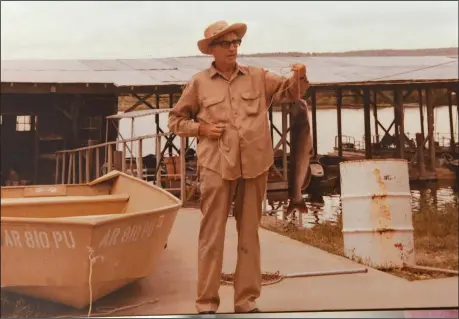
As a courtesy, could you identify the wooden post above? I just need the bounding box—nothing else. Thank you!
[108,144,113,173]
[95,148,100,178]
[394,89,405,159]
[418,89,425,138]
[137,140,143,179]
[416,133,426,179]
[78,151,83,184]
[85,149,90,183]
[55,153,60,184]
[373,91,379,144]
[156,135,162,186]
[61,153,66,184]
[122,142,127,173]
[311,89,318,156]
[281,104,288,180]
[130,118,134,171]
[336,88,343,157]
[426,88,436,172]
[72,153,76,183]
[67,153,73,184]
[363,88,372,159]
[269,107,274,141]
[447,90,456,152]
[180,136,186,205]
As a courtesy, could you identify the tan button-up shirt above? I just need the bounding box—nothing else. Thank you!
[168,62,310,180]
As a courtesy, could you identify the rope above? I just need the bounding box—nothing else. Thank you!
[54,247,159,318]
[221,271,285,286]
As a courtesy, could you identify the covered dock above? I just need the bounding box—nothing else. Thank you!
[2,56,458,204]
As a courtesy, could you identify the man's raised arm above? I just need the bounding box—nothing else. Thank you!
[167,79,201,137]
[264,63,310,104]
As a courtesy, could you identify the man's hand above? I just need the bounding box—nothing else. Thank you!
[290,63,307,78]
[199,123,227,139]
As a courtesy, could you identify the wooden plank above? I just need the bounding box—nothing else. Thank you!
[156,136,162,186]
[108,144,113,173]
[61,153,66,184]
[95,148,100,178]
[72,153,76,184]
[121,142,127,173]
[55,153,60,184]
[67,153,73,184]
[137,141,143,179]
[78,151,83,184]
[85,149,90,183]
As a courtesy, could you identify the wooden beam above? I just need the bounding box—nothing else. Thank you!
[373,91,379,144]
[447,89,456,153]
[394,89,405,159]
[311,89,318,156]
[425,88,436,172]
[137,141,143,179]
[363,88,372,159]
[336,88,343,157]
[418,89,425,138]
[281,104,288,181]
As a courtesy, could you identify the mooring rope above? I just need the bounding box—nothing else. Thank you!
[55,247,159,318]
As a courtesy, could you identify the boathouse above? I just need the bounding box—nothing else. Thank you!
[1,56,458,200]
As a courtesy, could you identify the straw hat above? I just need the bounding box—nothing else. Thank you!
[197,20,247,55]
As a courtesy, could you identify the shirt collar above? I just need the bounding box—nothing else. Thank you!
[209,61,246,78]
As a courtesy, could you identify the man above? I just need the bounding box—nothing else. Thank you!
[168,20,310,314]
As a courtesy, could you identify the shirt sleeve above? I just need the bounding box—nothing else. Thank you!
[167,78,201,137]
[264,69,310,104]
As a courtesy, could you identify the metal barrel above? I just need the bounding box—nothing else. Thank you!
[339,159,415,269]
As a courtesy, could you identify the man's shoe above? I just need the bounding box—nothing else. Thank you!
[199,311,216,314]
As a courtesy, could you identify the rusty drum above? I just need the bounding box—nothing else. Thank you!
[339,159,415,269]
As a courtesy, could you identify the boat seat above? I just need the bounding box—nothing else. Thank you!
[1,194,129,207]
[1,194,130,219]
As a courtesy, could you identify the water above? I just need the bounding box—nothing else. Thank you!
[297,182,458,228]
[117,105,458,227]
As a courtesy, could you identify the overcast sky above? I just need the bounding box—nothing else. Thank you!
[1,1,458,60]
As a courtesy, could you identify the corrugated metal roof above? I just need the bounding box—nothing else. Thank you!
[1,56,457,86]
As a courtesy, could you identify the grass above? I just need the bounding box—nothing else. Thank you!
[260,199,458,281]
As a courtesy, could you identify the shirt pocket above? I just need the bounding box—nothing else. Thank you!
[241,91,261,115]
[201,95,227,123]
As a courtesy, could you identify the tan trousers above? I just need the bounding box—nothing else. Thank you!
[196,167,268,313]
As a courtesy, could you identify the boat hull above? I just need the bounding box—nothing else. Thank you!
[1,171,181,309]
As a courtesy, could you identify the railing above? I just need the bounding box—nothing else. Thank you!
[54,133,194,204]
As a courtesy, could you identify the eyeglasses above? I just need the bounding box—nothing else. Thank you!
[211,39,242,49]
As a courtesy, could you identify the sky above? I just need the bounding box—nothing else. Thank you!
[1,1,458,60]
